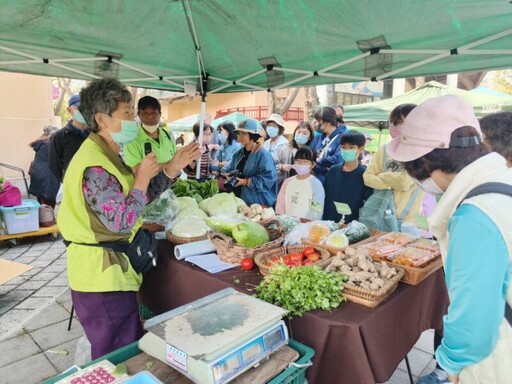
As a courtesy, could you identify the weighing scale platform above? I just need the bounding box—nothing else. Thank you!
[140,288,289,384]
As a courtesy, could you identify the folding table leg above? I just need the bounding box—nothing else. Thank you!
[404,355,414,384]
[67,305,74,331]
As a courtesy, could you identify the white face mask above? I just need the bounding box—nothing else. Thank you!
[414,177,444,196]
[142,123,159,133]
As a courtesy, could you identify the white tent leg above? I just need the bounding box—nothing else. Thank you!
[195,99,207,180]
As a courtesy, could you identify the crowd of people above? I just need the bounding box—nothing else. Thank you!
[27,77,512,383]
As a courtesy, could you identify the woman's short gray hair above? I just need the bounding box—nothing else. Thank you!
[79,78,132,133]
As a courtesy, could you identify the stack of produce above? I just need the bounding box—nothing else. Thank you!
[170,179,219,202]
[238,203,275,222]
[323,247,400,291]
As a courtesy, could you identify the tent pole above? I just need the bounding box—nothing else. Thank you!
[196,94,206,180]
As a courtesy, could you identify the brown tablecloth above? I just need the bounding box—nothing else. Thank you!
[139,241,449,384]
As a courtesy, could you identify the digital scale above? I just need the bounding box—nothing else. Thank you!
[139,288,289,384]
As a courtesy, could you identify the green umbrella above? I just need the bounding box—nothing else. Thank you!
[211,112,255,128]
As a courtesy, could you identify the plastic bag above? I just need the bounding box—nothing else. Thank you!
[141,189,176,225]
[167,215,209,238]
[275,215,301,233]
[74,335,91,366]
[341,220,371,244]
[283,220,338,246]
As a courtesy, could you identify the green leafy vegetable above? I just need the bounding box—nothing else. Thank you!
[145,360,154,369]
[256,264,347,317]
[171,179,219,201]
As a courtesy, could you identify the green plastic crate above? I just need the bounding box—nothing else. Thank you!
[44,339,314,384]
[269,339,315,384]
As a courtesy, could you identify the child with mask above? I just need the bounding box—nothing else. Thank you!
[323,131,373,223]
[276,147,324,220]
[274,121,315,188]
[211,121,242,173]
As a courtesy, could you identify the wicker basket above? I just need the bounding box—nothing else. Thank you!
[141,222,165,233]
[384,256,442,286]
[208,220,285,264]
[166,231,208,245]
[254,244,331,276]
[316,258,405,308]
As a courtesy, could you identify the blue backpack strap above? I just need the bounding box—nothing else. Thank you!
[459,181,512,327]
[399,186,421,223]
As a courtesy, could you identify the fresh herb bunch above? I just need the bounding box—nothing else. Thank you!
[171,179,219,202]
[256,264,347,317]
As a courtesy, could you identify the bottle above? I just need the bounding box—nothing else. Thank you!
[384,209,400,232]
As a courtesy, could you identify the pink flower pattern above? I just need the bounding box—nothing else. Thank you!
[82,165,170,234]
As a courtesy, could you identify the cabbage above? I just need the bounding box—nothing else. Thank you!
[198,193,240,217]
[176,207,208,220]
[170,216,209,238]
[205,215,247,236]
[170,196,198,214]
[232,222,269,247]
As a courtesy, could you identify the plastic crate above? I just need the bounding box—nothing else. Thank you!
[269,339,315,384]
[44,339,314,384]
[0,199,40,234]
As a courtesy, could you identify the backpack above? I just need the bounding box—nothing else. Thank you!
[358,148,420,232]
[459,182,512,327]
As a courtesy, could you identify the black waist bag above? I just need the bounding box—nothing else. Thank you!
[64,227,158,274]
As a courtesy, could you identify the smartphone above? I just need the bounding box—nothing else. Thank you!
[144,142,152,156]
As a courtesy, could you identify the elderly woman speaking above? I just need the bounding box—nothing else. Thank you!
[58,78,199,359]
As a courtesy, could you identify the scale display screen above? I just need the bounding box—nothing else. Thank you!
[242,342,263,362]
[263,327,284,349]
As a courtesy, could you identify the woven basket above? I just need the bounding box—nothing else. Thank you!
[166,231,208,245]
[208,220,285,264]
[316,258,405,308]
[254,244,331,276]
[384,256,442,286]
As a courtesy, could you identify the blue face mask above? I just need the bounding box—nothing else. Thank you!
[218,133,227,145]
[73,110,86,125]
[104,115,139,145]
[294,133,309,145]
[341,149,358,163]
[266,126,279,138]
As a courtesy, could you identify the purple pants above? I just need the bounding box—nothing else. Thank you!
[71,290,144,360]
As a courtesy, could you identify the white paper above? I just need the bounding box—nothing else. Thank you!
[184,253,236,273]
[174,240,217,260]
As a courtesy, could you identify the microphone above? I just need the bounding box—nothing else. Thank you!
[144,142,152,156]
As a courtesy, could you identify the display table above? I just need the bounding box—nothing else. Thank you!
[139,241,449,384]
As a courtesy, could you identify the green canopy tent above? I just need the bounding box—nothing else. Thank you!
[0,1,511,94]
[344,81,512,128]
[1,1,511,177]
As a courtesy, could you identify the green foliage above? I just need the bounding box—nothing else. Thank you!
[256,264,347,317]
[0,176,4,190]
[171,179,219,201]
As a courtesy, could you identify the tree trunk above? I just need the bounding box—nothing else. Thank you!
[304,87,319,123]
[267,91,276,115]
[276,87,300,115]
[53,78,72,115]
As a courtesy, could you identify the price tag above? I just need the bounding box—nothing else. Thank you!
[334,202,351,215]
[166,344,188,372]
[414,215,430,230]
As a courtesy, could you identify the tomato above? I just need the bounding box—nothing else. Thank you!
[241,257,254,271]
[302,247,316,257]
[288,252,304,263]
[282,255,291,264]
[286,259,302,268]
[306,252,321,262]
[302,259,314,266]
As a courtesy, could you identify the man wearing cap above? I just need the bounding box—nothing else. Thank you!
[222,119,277,207]
[48,94,89,183]
[388,95,512,384]
[263,113,289,162]
[123,96,178,176]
